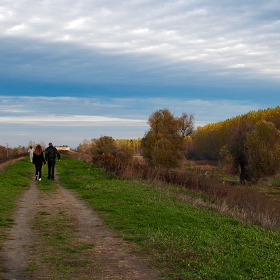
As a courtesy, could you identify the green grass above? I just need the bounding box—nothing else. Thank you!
[57,156,280,279]
[0,157,33,277]
[272,177,280,186]
[36,174,57,191]
[29,209,95,276]
[0,158,33,230]
[1,156,279,279]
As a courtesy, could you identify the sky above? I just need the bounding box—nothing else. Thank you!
[1,0,280,149]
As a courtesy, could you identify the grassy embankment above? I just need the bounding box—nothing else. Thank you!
[56,156,280,279]
[0,156,280,279]
[0,158,32,243]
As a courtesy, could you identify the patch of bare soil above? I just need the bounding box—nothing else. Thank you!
[0,170,165,280]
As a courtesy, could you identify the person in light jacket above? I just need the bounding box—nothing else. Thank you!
[32,145,46,181]
[28,146,34,162]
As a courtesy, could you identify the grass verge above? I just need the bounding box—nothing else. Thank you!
[0,157,32,236]
[56,156,280,279]
[0,157,33,276]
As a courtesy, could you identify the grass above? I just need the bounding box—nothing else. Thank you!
[0,156,279,279]
[0,158,32,230]
[56,156,280,279]
[28,209,95,277]
[36,171,57,191]
[0,157,33,277]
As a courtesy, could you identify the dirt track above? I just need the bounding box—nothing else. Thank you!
[0,168,164,280]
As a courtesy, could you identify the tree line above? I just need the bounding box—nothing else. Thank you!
[192,107,280,183]
[76,137,141,161]
[76,106,280,185]
[0,145,27,163]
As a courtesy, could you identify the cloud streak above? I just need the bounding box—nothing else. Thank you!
[1,0,280,83]
[0,115,146,127]
[0,95,261,148]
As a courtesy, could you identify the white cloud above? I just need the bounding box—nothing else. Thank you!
[0,115,146,127]
[0,94,268,148]
[0,95,259,127]
[230,64,246,68]
[7,23,28,33]
[0,0,279,82]
[65,18,88,30]
[132,28,149,34]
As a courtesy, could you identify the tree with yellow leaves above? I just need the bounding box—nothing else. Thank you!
[141,108,194,168]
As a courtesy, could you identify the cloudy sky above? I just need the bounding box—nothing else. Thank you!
[1,0,279,149]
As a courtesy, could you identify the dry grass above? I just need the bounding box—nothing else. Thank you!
[91,154,280,233]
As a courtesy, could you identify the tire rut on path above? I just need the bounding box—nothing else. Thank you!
[0,171,164,280]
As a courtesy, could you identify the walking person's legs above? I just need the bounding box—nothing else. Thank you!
[47,162,52,179]
[48,161,55,180]
[38,163,42,180]
[35,164,40,180]
[51,162,55,180]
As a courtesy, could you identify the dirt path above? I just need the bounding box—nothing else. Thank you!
[0,179,39,279]
[0,170,164,280]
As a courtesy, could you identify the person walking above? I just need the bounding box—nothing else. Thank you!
[28,146,34,162]
[32,145,46,181]
[45,142,60,180]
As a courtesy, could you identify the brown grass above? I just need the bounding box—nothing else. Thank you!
[91,154,280,233]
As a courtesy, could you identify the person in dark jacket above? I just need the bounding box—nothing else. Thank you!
[45,142,60,180]
[32,144,46,181]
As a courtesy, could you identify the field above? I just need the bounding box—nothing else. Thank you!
[0,158,32,230]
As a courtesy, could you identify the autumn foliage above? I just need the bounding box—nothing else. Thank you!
[193,107,280,183]
[141,109,194,168]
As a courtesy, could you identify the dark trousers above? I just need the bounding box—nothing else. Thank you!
[47,160,55,179]
[35,163,43,179]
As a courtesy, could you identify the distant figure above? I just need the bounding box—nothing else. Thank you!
[28,146,34,162]
[45,142,60,180]
[32,145,46,181]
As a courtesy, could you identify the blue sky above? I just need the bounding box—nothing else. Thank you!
[1,0,279,149]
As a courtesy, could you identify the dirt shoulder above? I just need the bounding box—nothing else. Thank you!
[0,170,165,280]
